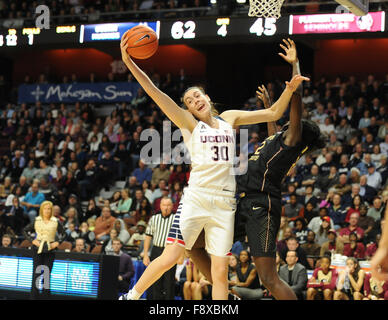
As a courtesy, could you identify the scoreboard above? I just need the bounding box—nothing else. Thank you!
[0,11,385,49]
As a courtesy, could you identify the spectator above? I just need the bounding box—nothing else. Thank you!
[363,273,388,300]
[366,163,382,190]
[136,198,153,224]
[299,185,318,208]
[153,187,170,213]
[4,196,24,235]
[230,250,263,300]
[327,193,347,229]
[73,238,87,253]
[344,194,362,223]
[320,229,344,257]
[103,228,119,254]
[168,164,186,188]
[334,257,365,300]
[127,220,147,247]
[151,179,167,203]
[151,163,171,189]
[360,175,377,204]
[278,250,308,300]
[301,231,321,269]
[131,159,152,185]
[1,233,14,248]
[338,212,365,243]
[357,204,376,243]
[96,151,117,188]
[279,236,309,270]
[94,206,116,242]
[367,196,384,222]
[21,160,37,183]
[183,259,211,300]
[282,194,304,224]
[113,218,130,245]
[115,189,132,218]
[343,232,365,259]
[64,206,80,230]
[78,159,98,201]
[83,198,101,223]
[308,207,335,234]
[314,216,332,246]
[108,238,135,295]
[78,221,95,247]
[21,182,45,223]
[293,217,310,245]
[306,256,338,300]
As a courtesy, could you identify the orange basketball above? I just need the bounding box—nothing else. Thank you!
[124,25,158,59]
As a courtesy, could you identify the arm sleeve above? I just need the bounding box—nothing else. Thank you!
[291,267,308,293]
[364,273,371,296]
[145,216,154,237]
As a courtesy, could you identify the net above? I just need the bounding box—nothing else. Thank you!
[248,0,284,19]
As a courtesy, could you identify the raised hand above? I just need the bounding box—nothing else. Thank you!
[285,74,310,92]
[120,31,131,64]
[279,38,298,65]
[256,85,272,109]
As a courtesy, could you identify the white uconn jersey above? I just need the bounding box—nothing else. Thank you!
[186,117,236,192]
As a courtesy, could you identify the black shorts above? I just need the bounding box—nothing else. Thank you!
[234,193,282,258]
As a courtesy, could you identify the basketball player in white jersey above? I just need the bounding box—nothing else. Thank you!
[119,32,309,300]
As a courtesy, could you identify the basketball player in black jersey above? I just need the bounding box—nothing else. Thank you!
[234,39,326,300]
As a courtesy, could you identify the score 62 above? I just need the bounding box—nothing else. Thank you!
[171,21,196,39]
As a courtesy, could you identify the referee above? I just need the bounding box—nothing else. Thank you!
[143,197,176,300]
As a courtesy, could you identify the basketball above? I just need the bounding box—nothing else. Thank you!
[124,25,158,59]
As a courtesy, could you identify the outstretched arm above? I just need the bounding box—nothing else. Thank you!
[221,74,309,128]
[280,38,303,147]
[120,32,196,132]
[256,85,277,136]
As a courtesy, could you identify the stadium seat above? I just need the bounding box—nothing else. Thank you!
[18,240,32,249]
[57,241,72,251]
[91,245,103,254]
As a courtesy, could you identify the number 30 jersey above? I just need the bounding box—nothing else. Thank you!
[185,117,236,193]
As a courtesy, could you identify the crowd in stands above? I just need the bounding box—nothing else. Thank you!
[1,0,386,25]
[0,68,387,299]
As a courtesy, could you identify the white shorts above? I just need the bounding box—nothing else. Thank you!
[179,186,236,257]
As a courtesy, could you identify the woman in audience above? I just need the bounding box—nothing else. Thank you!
[230,250,263,300]
[334,257,365,300]
[135,198,153,223]
[109,191,121,214]
[64,206,80,230]
[141,180,153,203]
[293,217,310,245]
[228,254,239,285]
[84,198,101,222]
[306,256,338,300]
[103,228,119,254]
[116,189,132,218]
[315,216,331,246]
[345,195,363,223]
[78,221,96,248]
[183,259,211,300]
[343,232,365,259]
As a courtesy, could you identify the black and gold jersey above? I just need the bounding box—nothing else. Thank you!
[236,130,309,198]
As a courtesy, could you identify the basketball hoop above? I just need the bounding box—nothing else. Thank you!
[248,0,284,19]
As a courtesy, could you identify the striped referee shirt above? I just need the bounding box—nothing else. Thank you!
[145,212,175,248]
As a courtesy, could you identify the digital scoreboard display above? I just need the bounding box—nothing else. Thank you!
[79,21,160,43]
[0,12,385,49]
[0,255,100,298]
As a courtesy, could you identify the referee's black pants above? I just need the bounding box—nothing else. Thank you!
[147,245,177,300]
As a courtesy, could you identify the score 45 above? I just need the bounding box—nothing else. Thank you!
[249,18,277,36]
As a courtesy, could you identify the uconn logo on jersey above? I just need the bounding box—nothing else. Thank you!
[199,134,235,144]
